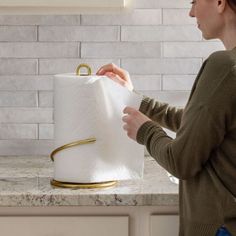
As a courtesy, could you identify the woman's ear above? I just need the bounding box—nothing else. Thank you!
[217,0,226,13]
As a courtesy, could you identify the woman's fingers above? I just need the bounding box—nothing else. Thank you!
[123,106,136,115]
[122,115,129,123]
[97,63,134,91]
[122,106,151,141]
[104,72,126,87]
[123,124,128,131]
[96,63,126,81]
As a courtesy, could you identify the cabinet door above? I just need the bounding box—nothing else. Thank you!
[0,0,124,7]
[0,216,128,236]
[150,215,179,236]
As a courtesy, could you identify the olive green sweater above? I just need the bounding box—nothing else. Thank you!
[137,48,236,236]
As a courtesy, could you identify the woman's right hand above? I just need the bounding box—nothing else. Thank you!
[96,63,134,91]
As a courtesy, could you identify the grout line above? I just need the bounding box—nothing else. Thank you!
[37,123,39,140]
[36,25,39,41]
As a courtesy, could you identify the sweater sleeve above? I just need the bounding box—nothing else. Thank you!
[139,97,183,132]
[136,51,232,180]
[136,105,225,180]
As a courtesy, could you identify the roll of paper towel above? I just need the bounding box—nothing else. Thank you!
[53,73,144,183]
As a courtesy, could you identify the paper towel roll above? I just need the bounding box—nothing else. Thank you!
[53,74,144,183]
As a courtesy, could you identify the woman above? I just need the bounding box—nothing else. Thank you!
[96,0,236,235]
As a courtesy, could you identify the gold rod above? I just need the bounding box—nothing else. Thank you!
[50,137,96,162]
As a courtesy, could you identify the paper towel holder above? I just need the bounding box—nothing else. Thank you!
[50,64,118,189]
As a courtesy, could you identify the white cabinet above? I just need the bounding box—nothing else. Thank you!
[0,0,134,14]
[150,215,179,236]
[0,206,179,236]
[0,216,129,236]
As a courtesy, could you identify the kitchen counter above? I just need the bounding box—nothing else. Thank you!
[0,155,178,207]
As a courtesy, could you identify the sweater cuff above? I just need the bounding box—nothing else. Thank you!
[136,120,157,145]
[139,96,151,113]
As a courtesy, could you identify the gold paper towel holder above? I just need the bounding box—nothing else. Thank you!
[50,64,118,189]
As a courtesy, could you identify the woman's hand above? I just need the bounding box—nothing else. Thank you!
[122,106,151,141]
[96,63,134,91]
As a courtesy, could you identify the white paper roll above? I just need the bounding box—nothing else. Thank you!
[53,74,144,183]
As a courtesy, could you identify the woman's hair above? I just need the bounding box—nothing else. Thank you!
[227,0,236,12]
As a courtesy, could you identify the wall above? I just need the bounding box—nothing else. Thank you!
[0,0,224,155]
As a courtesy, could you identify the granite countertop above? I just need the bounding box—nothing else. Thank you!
[0,156,178,207]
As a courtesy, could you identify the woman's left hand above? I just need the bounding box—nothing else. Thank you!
[122,106,151,141]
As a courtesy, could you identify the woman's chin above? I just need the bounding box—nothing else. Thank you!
[202,33,215,40]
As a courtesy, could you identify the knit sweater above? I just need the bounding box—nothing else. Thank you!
[136,48,236,236]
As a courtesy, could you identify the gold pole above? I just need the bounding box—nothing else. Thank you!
[50,138,96,162]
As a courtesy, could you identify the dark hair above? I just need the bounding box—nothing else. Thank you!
[227,0,236,12]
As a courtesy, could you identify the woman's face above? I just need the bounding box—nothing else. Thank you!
[189,0,224,40]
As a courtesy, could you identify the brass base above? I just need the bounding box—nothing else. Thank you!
[51,179,118,189]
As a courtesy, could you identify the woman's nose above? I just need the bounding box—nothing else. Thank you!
[189,6,195,17]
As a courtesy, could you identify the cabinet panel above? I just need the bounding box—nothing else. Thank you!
[0,0,125,7]
[0,0,134,14]
[150,215,179,236]
[0,216,129,236]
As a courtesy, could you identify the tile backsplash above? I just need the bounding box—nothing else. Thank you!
[0,0,224,155]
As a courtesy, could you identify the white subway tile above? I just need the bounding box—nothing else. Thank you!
[39,124,54,140]
[39,58,120,75]
[0,0,224,155]
[0,15,80,25]
[0,43,79,58]
[0,26,37,42]
[157,91,189,107]
[0,124,37,139]
[121,25,201,41]
[0,140,53,155]
[122,58,202,74]
[0,59,38,75]
[0,108,53,123]
[39,26,120,42]
[162,75,196,91]
[139,90,190,107]
[39,91,53,107]
[81,9,162,25]
[0,76,53,91]
[81,42,161,58]
[131,75,162,90]
[0,91,37,107]
[163,41,225,58]
[135,0,190,8]
[163,9,196,25]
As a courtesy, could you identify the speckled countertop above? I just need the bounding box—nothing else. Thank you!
[0,156,178,207]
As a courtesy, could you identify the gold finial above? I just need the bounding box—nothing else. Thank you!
[76,64,92,76]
